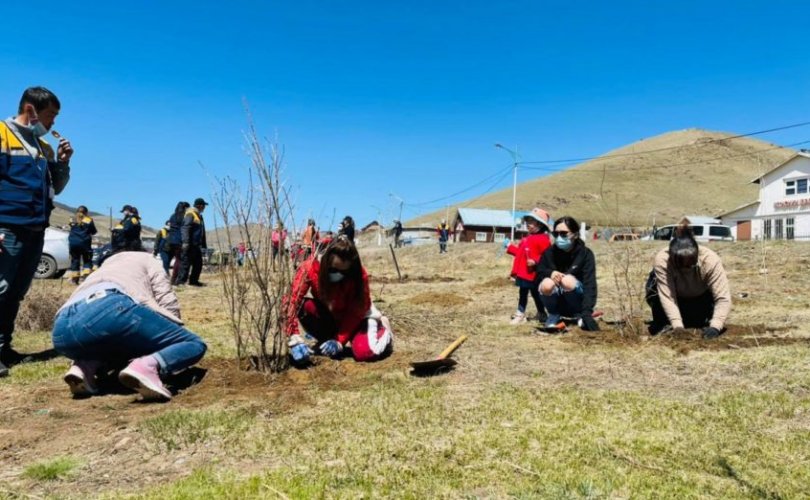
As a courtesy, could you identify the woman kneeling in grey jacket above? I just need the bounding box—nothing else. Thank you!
[52,246,207,401]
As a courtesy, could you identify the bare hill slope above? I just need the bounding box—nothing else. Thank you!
[410,129,796,228]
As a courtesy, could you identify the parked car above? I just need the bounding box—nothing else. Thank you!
[645,223,734,242]
[92,243,113,267]
[35,228,71,279]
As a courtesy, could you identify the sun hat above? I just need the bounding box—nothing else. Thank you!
[523,208,551,230]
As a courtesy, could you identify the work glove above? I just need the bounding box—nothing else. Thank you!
[702,327,722,339]
[319,339,343,357]
[288,334,313,363]
[578,315,600,332]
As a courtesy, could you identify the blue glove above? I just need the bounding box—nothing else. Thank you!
[288,334,313,363]
[319,339,343,357]
[290,343,312,363]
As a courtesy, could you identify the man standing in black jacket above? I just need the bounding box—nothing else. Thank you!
[176,198,208,286]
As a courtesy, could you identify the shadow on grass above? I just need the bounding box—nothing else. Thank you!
[77,366,209,399]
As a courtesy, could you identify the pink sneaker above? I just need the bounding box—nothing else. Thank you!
[118,356,172,401]
[63,360,100,397]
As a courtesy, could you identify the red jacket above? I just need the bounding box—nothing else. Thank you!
[285,258,371,344]
[507,232,551,282]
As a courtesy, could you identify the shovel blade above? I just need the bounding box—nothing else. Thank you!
[410,358,457,376]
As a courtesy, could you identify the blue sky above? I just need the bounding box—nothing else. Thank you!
[3,1,809,231]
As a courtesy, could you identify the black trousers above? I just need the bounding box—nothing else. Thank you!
[177,246,203,284]
[69,245,93,274]
[646,271,714,328]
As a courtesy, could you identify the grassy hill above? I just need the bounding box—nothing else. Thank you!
[409,128,796,228]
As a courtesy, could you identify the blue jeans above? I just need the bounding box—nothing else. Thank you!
[0,226,45,345]
[541,281,584,318]
[52,291,207,374]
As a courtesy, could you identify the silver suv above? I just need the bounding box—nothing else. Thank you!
[647,224,734,242]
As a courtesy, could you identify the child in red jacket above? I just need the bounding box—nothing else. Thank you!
[506,208,552,324]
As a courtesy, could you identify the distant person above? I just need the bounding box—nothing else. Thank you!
[176,198,208,287]
[285,236,392,364]
[237,241,246,266]
[112,205,142,251]
[646,223,731,338]
[51,242,207,401]
[393,219,403,248]
[0,86,72,377]
[506,208,552,324]
[302,219,318,258]
[153,221,172,273]
[537,216,600,331]
[338,216,355,243]
[167,201,190,284]
[271,223,288,262]
[437,219,451,254]
[68,206,97,284]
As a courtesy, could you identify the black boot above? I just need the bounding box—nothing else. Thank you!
[0,345,33,366]
[0,358,8,377]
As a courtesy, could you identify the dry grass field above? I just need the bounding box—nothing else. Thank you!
[1,239,809,498]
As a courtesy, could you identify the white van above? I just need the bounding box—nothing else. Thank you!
[647,224,734,242]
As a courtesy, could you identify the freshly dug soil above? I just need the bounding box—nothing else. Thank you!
[562,323,807,355]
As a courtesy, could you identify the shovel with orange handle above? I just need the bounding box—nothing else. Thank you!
[410,335,467,375]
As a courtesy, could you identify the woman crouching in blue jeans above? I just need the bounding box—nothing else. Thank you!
[51,244,207,401]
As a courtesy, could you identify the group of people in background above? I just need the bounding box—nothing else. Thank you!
[0,85,212,401]
[0,86,733,407]
[506,208,731,338]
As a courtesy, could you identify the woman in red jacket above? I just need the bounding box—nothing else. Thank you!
[506,208,552,324]
[285,235,392,364]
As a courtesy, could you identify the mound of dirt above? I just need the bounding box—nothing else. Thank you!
[474,276,511,290]
[407,292,469,307]
[373,275,460,284]
[562,323,807,355]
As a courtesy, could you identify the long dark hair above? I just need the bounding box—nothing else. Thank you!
[174,201,190,219]
[669,222,699,269]
[318,235,363,302]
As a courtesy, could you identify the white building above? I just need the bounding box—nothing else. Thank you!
[720,151,810,241]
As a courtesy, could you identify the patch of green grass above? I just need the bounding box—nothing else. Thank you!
[1,359,70,386]
[139,408,257,451]
[132,380,810,498]
[22,456,82,481]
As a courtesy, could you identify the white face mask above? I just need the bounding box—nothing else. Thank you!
[328,272,346,283]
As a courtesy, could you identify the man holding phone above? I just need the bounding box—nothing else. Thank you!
[0,87,73,376]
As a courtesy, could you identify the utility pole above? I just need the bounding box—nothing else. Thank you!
[371,205,384,246]
[495,144,520,241]
[389,193,404,224]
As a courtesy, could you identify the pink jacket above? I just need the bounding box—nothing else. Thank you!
[272,229,288,247]
[58,252,182,324]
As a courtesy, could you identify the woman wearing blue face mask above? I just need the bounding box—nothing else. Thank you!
[284,236,392,364]
[537,216,599,331]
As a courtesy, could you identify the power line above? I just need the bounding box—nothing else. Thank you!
[518,120,810,165]
[404,163,513,207]
[459,168,514,208]
[519,139,810,174]
[397,120,810,217]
